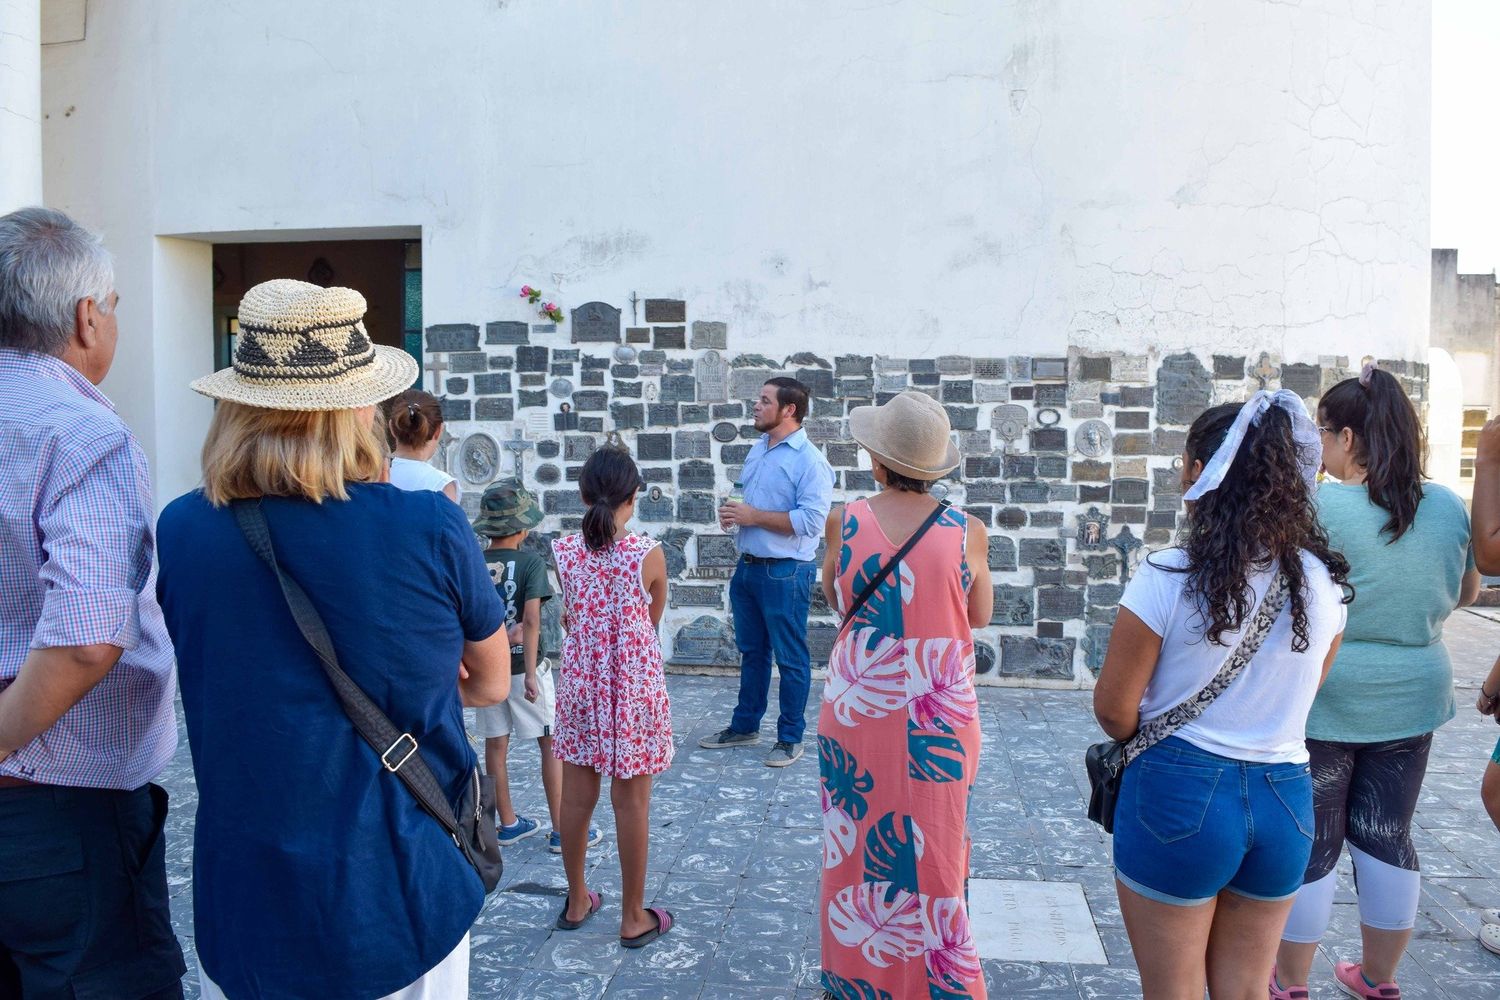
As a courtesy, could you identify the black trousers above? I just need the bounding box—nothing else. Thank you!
[0,783,185,1000]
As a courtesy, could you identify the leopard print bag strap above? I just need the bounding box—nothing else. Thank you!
[1120,570,1291,766]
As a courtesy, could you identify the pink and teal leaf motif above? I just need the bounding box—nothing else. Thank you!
[820,971,894,1000]
[825,629,909,727]
[839,510,860,576]
[908,638,979,732]
[928,977,975,1000]
[863,812,926,900]
[921,894,982,992]
[848,552,905,636]
[819,734,874,821]
[822,785,858,869]
[827,881,925,968]
[908,718,965,783]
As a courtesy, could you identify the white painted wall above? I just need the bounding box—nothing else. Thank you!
[0,0,42,213]
[41,0,1431,500]
[1428,347,1465,496]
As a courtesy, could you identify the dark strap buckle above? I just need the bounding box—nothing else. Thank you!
[381,733,419,773]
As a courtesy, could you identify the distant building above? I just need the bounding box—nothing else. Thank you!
[1431,249,1500,482]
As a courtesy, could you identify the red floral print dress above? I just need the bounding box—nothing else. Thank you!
[551,532,674,778]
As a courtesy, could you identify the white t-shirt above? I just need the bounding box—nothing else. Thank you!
[388,456,457,497]
[1120,547,1347,764]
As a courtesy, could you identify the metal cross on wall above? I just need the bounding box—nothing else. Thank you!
[433,427,457,474]
[502,429,534,482]
[1251,353,1279,390]
[424,354,450,393]
[1109,526,1144,584]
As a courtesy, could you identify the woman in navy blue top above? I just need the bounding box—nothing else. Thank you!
[156,280,509,999]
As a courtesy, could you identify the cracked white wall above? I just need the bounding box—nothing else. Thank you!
[40,0,1430,496]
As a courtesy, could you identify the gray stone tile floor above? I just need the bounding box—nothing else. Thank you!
[158,612,1500,998]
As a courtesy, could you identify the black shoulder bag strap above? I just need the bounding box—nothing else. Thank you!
[231,500,470,851]
[839,500,952,636]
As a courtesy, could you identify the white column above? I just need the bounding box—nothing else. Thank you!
[0,0,42,214]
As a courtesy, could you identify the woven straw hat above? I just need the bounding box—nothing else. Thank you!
[848,390,960,481]
[191,279,418,411]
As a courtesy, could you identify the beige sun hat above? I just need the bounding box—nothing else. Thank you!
[190,279,418,411]
[848,390,961,480]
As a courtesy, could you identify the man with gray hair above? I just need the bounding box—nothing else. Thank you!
[0,208,185,997]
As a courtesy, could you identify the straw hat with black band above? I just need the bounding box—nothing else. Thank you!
[191,279,418,410]
[847,390,961,481]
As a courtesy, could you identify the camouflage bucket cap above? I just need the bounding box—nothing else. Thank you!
[473,477,544,536]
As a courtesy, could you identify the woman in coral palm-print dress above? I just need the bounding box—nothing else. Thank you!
[818,390,994,1000]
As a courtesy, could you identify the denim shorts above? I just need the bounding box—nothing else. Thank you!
[1113,736,1314,906]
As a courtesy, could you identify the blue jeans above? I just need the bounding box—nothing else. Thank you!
[728,558,815,745]
[1113,736,1314,906]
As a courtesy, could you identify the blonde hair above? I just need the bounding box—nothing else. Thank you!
[201,401,386,506]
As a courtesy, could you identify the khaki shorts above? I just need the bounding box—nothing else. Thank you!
[469,660,555,740]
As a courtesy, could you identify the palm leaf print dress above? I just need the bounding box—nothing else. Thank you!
[819,498,985,1000]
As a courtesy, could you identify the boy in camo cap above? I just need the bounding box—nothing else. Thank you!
[471,480,600,853]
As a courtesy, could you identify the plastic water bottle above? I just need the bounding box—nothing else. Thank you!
[725,481,744,536]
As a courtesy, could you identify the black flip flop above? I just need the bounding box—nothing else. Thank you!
[555,889,602,930]
[620,906,674,949]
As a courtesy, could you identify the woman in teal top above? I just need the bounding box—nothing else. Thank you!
[1273,365,1479,1000]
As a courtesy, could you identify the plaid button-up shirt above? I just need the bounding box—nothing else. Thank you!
[0,348,177,788]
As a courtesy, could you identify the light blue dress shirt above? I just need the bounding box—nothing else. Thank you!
[736,427,834,561]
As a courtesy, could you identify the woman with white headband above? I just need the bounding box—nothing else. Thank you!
[1093,390,1350,1000]
[1274,366,1478,1000]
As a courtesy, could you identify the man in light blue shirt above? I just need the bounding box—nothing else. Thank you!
[701,377,833,767]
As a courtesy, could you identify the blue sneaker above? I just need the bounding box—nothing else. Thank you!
[497,815,541,846]
[548,827,603,854]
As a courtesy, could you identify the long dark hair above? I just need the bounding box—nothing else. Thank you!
[386,389,443,449]
[1318,368,1425,542]
[1172,402,1351,651]
[579,446,641,552]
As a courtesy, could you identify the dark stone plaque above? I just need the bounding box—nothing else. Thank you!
[653,326,686,350]
[945,406,978,431]
[534,463,561,485]
[563,435,596,462]
[1019,537,1065,567]
[536,440,560,459]
[974,642,997,675]
[996,507,1026,530]
[610,402,644,430]
[1000,636,1077,680]
[1213,355,1245,380]
[678,460,716,490]
[1120,386,1154,408]
[966,456,1001,478]
[571,390,608,412]
[1009,481,1051,506]
[677,491,716,524]
[674,431,711,459]
[450,352,488,374]
[844,471,876,492]
[579,417,603,433]
[974,357,1007,380]
[473,373,511,395]
[626,326,651,344]
[670,584,722,609]
[1036,455,1067,479]
[488,355,514,370]
[691,321,727,349]
[1072,461,1110,483]
[446,377,469,395]
[475,397,515,421]
[486,321,528,346]
[711,402,744,419]
[1037,587,1085,621]
[670,616,738,666]
[1034,357,1067,381]
[1157,352,1212,425]
[1113,433,1150,456]
[516,346,550,372]
[1281,362,1322,399]
[1077,356,1112,382]
[941,381,975,404]
[660,375,696,404]
[836,355,874,377]
[613,380,642,398]
[721,444,753,465]
[1088,583,1124,607]
[1152,428,1187,456]
[637,492,674,522]
[731,368,776,401]
[425,324,479,352]
[797,368,836,399]
[1084,624,1112,675]
[988,536,1017,572]
[840,377,875,399]
[1035,384,1068,407]
[543,489,587,515]
[648,404,678,426]
[644,299,686,323]
[681,404,711,424]
[1112,478,1149,505]
[966,480,1007,504]
[1114,410,1149,430]
[440,399,471,422]
[991,585,1035,627]
[696,534,740,569]
[580,370,604,387]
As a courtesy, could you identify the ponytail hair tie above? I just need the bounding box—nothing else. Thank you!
[1359,361,1377,388]
[1183,389,1321,502]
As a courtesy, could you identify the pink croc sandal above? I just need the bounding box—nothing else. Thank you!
[620,907,674,949]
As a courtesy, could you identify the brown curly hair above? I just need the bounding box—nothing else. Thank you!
[1165,402,1352,651]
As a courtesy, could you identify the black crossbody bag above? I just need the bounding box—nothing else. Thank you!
[838,500,952,635]
[1086,571,1290,833]
[232,500,504,893]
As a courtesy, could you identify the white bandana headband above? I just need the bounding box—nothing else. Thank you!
[1182,389,1322,502]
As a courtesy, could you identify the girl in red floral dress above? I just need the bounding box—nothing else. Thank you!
[551,446,675,948]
